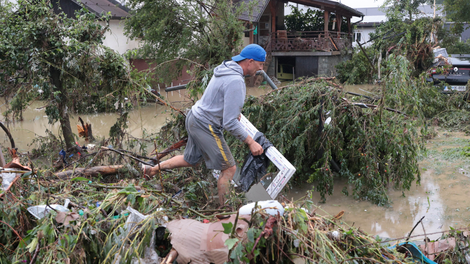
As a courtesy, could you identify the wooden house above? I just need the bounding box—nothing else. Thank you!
[234,0,364,85]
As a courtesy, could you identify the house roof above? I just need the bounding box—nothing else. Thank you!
[356,21,383,28]
[234,0,363,22]
[289,0,363,18]
[234,0,270,22]
[71,0,129,19]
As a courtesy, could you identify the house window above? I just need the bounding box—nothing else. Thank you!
[353,32,362,43]
[244,24,251,38]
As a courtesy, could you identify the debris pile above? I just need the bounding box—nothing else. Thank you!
[1,78,469,263]
[1,148,469,263]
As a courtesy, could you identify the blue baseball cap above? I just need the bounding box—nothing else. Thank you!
[232,44,266,62]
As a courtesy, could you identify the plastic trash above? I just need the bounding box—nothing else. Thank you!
[1,168,17,190]
[155,208,169,224]
[239,200,284,216]
[27,204,70,219]
[27,198,70,219]
[63,199,70,208]
[212,170,221,180]
[238,132,273,192]
[113,206,163,263]
[87,144,96,151]
[388,242,437,264]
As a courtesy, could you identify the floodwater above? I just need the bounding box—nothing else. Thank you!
[1,83,468,241]
[286,135,470,241]
[0,85,272,150]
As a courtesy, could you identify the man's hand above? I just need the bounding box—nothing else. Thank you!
[249,141,263,156]
[244,135,264,156]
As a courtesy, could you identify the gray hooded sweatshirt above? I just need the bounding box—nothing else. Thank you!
[191,60,248,142]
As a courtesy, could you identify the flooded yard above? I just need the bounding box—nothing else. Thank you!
[1,83,468,241]
[0,86,272,150]
[287,131,470,240]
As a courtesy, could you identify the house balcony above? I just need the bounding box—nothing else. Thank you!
[266,31,352,53]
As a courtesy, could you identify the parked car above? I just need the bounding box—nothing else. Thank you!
[427,48,470,93]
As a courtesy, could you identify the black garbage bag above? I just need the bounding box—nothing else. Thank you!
[239,132,273,192]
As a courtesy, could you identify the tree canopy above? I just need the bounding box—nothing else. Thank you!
[0,0,135,149]
[443,0,470,23]
[284,5,348,33]
[124,0,251,87]
[383,0,432,21]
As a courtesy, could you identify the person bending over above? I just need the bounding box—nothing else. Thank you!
[143,44,266,206]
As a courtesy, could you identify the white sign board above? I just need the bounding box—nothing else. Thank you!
[239,114,296,199]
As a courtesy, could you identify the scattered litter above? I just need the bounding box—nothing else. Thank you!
[239,200,284,216]
[114,206,161,264]
[389,242,437,264]
[27,203,70,219]
[1,168,17,190]
[459,168,470,176]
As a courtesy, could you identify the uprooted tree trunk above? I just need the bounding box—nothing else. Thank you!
[54,138,188,179]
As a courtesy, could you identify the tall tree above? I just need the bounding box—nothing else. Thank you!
[285,5,325,32]
[443,0,470,23]
[383,0,431,21]
[284,5,348,33]
[0,0,134,150]
[124,0,252,90]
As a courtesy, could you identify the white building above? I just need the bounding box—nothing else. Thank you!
[52,0,140,55]
[352,5,445,47]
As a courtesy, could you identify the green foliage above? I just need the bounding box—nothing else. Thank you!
[226,78,421,205]
[371,16,434,74]
[226,207,416,263]
[285,5,324,32]
[380,54,444,118]
[445,40,470,54]
[443,0,470,23]
[434,227,470,262]
[337,1,448,84]
[0,172,419,264]
[0,0,138,149]
[284,5,348,32]
[383,0,432,21]
[124,0,249,89]
[335,47,379,84]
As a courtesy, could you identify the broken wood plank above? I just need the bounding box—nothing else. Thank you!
[54,165,125,179]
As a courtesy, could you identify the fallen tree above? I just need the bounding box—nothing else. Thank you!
[225,77,422,206]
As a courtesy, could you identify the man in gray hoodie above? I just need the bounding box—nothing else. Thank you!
[143,44,266,206]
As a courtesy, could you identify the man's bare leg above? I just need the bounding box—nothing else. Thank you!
[217,165,236,206]
[143,155,192,177]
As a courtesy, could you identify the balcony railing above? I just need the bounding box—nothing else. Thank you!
[267,31,352,53]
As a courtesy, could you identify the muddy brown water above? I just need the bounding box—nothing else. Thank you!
[0,86,271,150]
[1,84,468,240]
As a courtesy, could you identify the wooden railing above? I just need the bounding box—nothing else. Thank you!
[267,31,352,52]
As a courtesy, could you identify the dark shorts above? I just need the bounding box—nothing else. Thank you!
[183,110,235,171]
